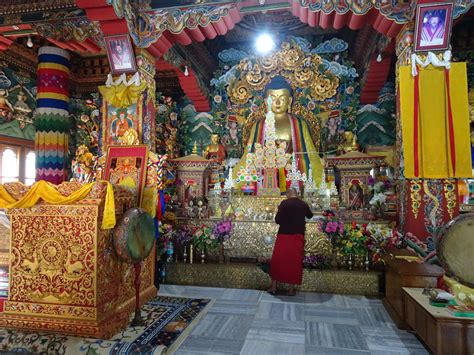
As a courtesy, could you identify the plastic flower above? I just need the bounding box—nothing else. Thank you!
[214,95,222,103]
[170,112,178,120]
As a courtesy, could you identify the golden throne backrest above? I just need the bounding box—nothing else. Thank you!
[229,41,337,152]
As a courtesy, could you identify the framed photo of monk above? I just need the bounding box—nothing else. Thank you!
[105,34,137,74]
[104,145,148,206]
[414,2,453,53]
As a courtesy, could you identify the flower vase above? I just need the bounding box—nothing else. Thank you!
[218,242,225,264]
[347,254,353,271]
[331,246,338,269]
[364,253,370,271]
[201,250,206,264]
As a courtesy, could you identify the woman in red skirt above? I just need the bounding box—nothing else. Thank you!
[269,188,313,296]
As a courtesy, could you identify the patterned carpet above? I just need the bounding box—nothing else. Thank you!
[0,295,212,354]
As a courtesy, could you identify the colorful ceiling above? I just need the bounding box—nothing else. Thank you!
[0,0,472,107]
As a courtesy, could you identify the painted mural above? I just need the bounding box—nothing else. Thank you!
[155,37,362,163]
[0,64,36,141]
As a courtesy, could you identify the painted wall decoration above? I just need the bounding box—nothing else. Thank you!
[208,37,360,157]
[0,64,36,141]
[356,83,396,149]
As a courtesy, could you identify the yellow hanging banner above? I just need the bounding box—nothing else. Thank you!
[399,63,472,179]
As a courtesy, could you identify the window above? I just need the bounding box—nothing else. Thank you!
[0,137,35,185]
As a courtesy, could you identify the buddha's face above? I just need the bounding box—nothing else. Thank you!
[266,89,292,114]
[211,134,219,144]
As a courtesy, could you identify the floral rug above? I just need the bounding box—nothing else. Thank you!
[0,295,212,354]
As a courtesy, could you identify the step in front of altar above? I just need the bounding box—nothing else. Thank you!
[165,263,381,296]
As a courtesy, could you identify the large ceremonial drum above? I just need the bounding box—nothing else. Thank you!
[113,207,155,263]
[436,213,474,288]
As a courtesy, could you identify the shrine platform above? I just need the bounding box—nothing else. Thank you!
[165,263,382,296]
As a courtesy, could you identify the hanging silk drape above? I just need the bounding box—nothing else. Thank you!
[399,63,472,178]
[0,180,116,229]
[35,46,70,184]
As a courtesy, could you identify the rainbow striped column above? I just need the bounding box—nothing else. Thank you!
[35,46,70,184]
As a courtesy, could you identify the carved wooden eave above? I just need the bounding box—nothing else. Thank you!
[0,0,76,16]
[325,151,386,170]
[0,43,37,76]
[170,154,212,170]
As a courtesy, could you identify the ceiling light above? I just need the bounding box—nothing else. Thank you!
[184,65,189,76]
[255,33,275,55]
[26,36,33,48]
[376,53,382,62]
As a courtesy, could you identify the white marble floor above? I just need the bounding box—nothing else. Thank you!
[158,284,429,355]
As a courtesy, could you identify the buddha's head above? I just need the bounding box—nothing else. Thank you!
[211,133,220,144]
[265,76,293,115]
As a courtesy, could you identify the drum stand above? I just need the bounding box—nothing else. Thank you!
[131,262,145,326]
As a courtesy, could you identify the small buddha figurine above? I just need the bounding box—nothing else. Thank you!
[13,91,32,115]
[204,133,226,164]
[348,180,364,210]
[119,128,139,145]
[340,131,354,153]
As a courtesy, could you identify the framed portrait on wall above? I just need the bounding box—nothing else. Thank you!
[104,145,148,206]
[105,34,137,74]
[414,2,453,52]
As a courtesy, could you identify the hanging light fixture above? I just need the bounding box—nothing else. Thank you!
[184,65,189,76]
[376,53,382,62]
[26,36,33,48]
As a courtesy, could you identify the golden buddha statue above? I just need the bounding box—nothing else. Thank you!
[233,76,323,192]
[203,133,226,164]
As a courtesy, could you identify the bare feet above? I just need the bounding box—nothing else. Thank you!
[267,280,278,295]
[288,285,296,296]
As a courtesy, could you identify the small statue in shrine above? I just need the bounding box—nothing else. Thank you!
[348,179,364,210]
[0,89,14,120]
[13,91,32,116]
[203,133,226,164]
[71,145,97,183]
[119,128,139,145]
[165,123,178,159]
[339,131,359,154]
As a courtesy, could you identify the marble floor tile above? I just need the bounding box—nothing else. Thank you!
[305,346,371,354]
[190,314,253,340]
[221,288,263,302]
[260,291,306,304]
[246,318,305,344]
[161,285,427,355]
[176,335,243,354]
[182,286,226,299]
[255,302,304,321]
[305,322,369,350]
[303,292,349,307]
[240,339,305,355]
[208,300,259,316]
[353,306,395,328]
[344,295,384,308]
[158,284,185,296]
[360,326,429,354]
[304,305,359,325]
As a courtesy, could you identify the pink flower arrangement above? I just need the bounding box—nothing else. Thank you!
[213,218,233,242]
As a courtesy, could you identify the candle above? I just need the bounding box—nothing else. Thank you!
[190,245,193,264]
